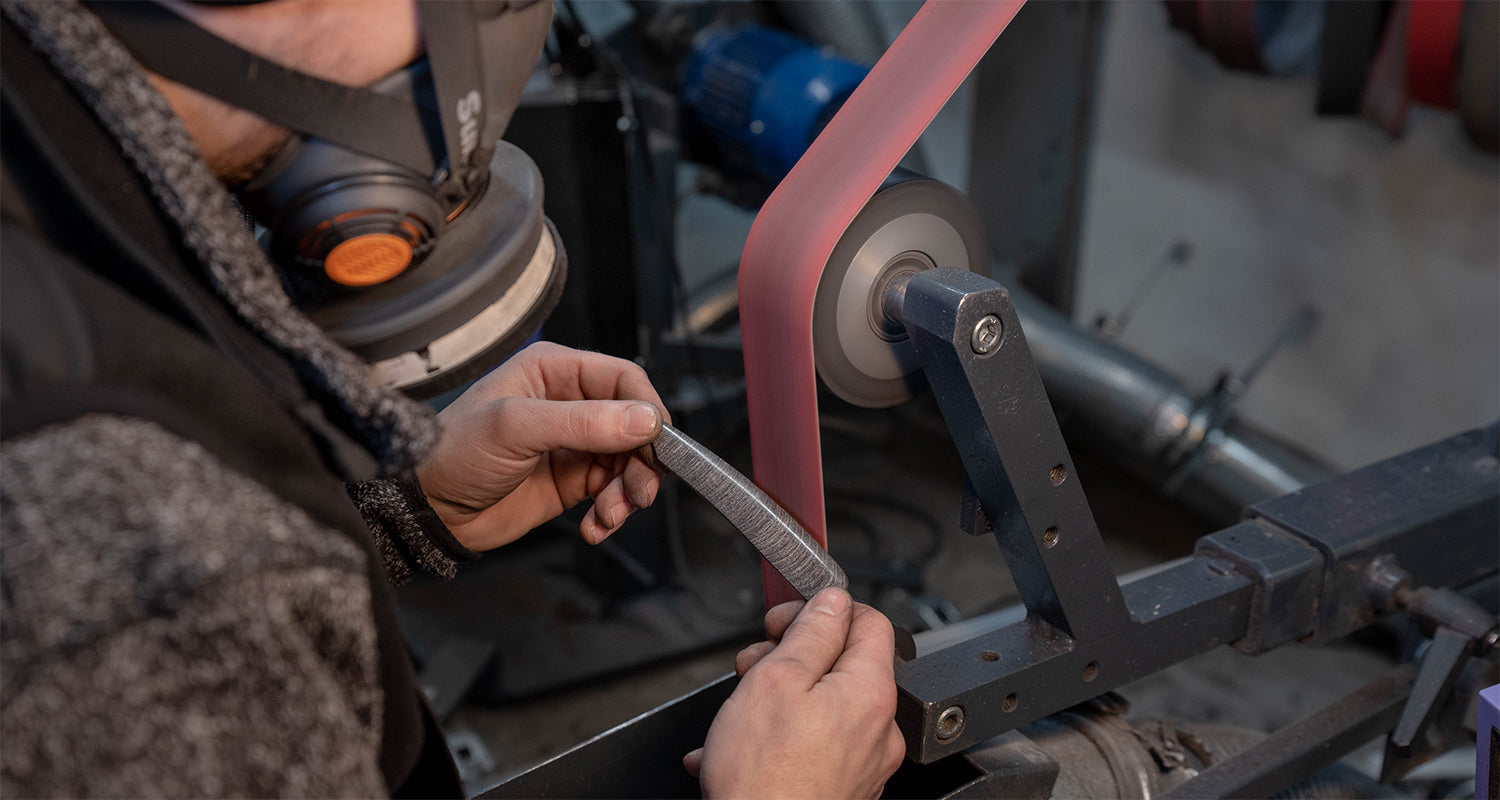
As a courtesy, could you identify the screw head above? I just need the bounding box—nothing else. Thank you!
[970,314,1003,355]
[935,706,966,742]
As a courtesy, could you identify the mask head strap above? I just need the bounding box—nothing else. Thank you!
[85,0,493,204]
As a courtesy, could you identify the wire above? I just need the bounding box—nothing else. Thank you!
[826,485,946,566]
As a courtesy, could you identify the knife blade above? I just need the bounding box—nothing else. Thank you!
[651,424,847,601]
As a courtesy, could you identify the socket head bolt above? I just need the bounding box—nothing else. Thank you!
[970,314,1003,355]
[935,705,966,742]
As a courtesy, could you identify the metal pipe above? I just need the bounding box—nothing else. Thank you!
[1008,286,1333,522]
[1181,423,1332,513]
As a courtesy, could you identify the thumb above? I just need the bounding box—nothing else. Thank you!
[682,748,703,778]
[490,397,662,457]
[753,587,852,690]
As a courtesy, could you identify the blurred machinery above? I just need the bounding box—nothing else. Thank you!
[395,2,1499,797]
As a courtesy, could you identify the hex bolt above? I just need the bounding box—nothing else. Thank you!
[970,314,1003,355]
[935,705,966,742]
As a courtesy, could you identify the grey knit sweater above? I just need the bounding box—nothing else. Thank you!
[3,417,391,797]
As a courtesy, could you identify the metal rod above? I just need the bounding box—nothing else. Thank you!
[1164,664,1417,799]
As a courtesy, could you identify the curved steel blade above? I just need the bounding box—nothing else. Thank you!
[652,424,847,601]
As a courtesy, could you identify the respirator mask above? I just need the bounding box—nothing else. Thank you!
[87,0,563,398]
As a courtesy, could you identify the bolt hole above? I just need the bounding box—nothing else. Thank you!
[1083,661,1099,682]
[1050,464,1068,486]
[1002,693,1019,713]
[1043,527,1059,548]
[980,650,999,662]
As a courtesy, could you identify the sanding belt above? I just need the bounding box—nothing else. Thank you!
[738,1,1026,608]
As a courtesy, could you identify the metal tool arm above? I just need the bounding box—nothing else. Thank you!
[888,267,1499,766]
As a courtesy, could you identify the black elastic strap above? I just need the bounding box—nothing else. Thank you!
[84,0,437,174]
[415,1,488,191]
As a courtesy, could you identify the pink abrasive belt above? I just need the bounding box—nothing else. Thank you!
[739,0,1026,608]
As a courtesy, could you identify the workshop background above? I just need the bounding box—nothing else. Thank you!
[394,1,1499,796]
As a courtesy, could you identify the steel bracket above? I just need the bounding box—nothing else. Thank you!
[891,267,1500,766]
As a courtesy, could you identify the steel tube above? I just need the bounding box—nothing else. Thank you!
[1008,286,1333,520]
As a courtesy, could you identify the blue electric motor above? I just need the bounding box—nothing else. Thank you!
[680,23,869,183]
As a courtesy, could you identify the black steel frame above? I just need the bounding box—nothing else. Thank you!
[893,268,1498,765]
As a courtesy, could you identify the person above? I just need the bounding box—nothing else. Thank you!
[0,0,906,797]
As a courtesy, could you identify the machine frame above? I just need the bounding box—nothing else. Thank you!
[484,267,1498,799]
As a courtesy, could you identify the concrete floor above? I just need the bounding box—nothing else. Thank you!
[438,2,1497,795]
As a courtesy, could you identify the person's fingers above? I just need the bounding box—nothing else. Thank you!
[750,588,852,690]
[580,508,607,545]
[621,455,661,509]
[487,396,662,459]
[524,343,670,416]
[831,603,898,682]
[734,641,776,676]
[580,475,633,544]
[584,454,615,499]
[763,600,805,641]
[682,748,703,778]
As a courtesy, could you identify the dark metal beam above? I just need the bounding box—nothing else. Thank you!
[895,557,1254,763]
[895,418,1495,763]
[1164,664,1418,799]
[1248,424,1500,645]
[904,268,1130,642]
[477,675,736,799]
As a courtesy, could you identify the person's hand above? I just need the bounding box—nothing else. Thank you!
[415,342,669,551]
[683,588,906,799]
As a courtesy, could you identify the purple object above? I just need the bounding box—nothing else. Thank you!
[1480,683,1499,799]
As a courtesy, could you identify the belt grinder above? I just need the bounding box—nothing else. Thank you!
[485,0,1498,793]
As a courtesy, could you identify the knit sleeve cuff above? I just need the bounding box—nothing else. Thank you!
[346,472,478,586]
